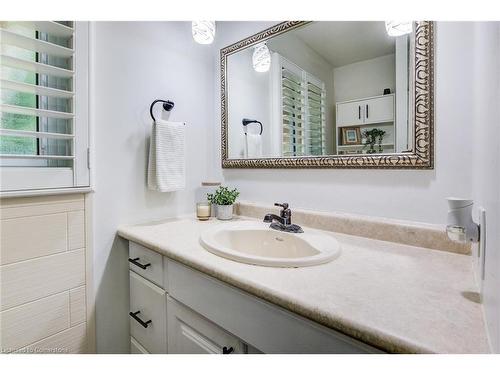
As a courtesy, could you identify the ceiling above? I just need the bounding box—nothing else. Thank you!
[289,21,396,67]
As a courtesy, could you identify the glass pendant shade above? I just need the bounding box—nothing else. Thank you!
[385,21,413,36]
[192,21,216,44]
[252,43,271,72]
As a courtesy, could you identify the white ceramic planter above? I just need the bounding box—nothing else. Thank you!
[216,204,234,220]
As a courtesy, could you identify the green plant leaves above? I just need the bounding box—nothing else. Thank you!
[207,186,240,206]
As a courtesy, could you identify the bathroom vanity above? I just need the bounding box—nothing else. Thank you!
[118,207,490,354]
[127,240,375,354]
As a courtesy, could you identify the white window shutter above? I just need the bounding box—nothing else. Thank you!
[0,21,90,192]
[277,55,326,157]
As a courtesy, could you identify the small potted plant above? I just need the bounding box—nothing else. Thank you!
[362,128,386,154]
[207,186,240,220]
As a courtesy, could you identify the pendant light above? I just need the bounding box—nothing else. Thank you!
[252,42,271,72]
[192,21,216,44]
[385,21,413,37]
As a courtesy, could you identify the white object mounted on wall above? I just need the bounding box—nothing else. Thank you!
[446,198,487,296]
[446,198,480,243]
[192,21,216,44]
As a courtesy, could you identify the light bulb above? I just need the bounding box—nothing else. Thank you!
[192,21,215,44]
[252,43,271,72]
[385,21,413,37]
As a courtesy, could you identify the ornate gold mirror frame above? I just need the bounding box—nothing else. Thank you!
[220,21,434,169]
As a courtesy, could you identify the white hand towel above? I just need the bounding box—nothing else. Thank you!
[147,119,186,192]
[245,133,263,158]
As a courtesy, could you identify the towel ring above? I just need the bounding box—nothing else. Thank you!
[242,118,263,135]
[150,99,175,122]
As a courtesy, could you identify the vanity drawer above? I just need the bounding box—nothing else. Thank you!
[130,336,149,354]
[167,296,244,354]
[129,242,163,287]
[129,271,167,353]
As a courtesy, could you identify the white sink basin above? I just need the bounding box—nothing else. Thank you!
[200,221,341,267]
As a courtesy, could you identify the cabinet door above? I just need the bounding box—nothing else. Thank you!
[363,95,394,124]
[129,271,167,353]
[336,101,364,127]
[167,296,245,354]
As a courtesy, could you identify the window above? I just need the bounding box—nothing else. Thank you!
[0,21,89,193]
[273,54,326,157]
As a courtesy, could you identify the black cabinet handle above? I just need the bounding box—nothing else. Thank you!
[222,346,234,354]
[358,105,361,120]
[128,257,151,270]
[366,104,369,118]
[129,310,152,328]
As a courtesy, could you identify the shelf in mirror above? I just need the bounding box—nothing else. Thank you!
[337,143,394,149]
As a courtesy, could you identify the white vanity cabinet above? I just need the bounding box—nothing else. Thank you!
[128,241,380,354]
[128,242,249,354]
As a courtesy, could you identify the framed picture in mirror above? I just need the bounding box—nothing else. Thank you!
[341,127,362,145]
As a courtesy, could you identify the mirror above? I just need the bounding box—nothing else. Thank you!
[220,21,434,169]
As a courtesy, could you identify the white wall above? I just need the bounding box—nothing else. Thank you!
[91,21,215,353]
[227,48,271,158]
[471,22,500,353]
[333,53,395,102]
[395,36,409,152]
[214,22,474,225]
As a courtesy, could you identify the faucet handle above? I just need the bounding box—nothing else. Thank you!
[274,202,289,209]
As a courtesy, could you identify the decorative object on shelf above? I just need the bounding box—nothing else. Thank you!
[362,128,387,154]
[207,186,240,220]
[196,181,221,217]
[383,88,391,95]
[341,127,361,145]
[196,202,211,221]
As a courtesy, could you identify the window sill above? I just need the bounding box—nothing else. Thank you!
[0,186,93,199]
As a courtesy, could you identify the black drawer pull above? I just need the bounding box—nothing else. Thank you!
[222,346,234,354]
[128,257,151,270]
[129,310,152,328]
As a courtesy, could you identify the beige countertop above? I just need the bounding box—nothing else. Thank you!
[118,215,490,354]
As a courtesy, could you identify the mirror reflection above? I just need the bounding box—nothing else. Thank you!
[226,21,413,159]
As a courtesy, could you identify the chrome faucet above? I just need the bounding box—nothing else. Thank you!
[263,203,304,233]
